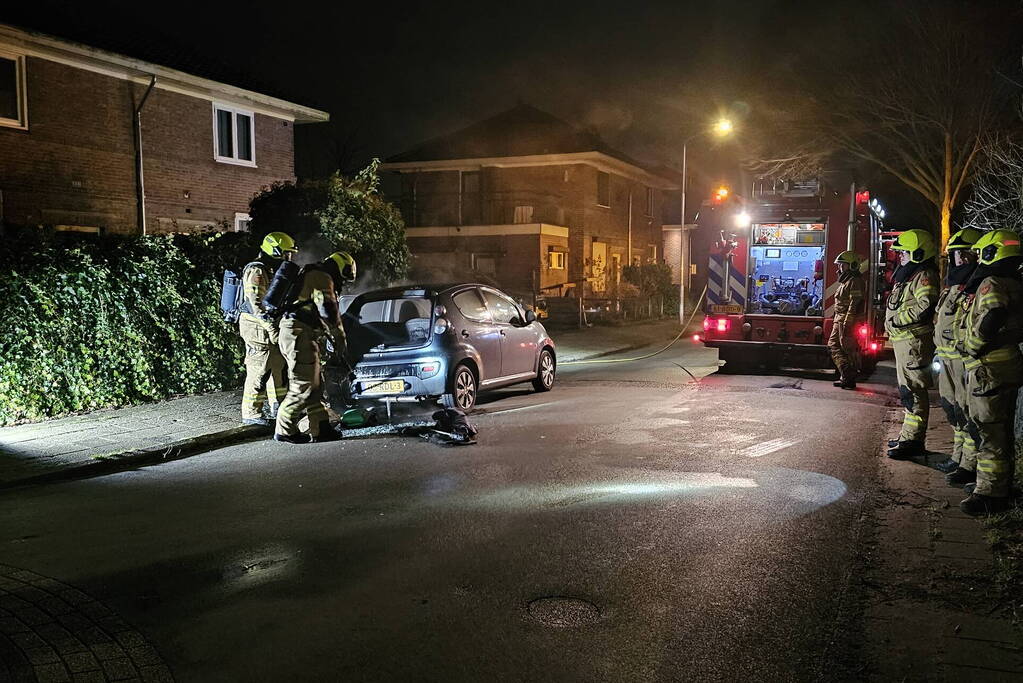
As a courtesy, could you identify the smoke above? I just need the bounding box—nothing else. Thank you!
[293,234,334,266]
[582,102,634,133]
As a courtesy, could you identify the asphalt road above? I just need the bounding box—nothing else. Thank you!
[0,341,898,682]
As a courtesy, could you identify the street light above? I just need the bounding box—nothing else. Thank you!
[679,118,734,323]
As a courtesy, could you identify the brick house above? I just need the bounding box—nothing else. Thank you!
[379,105,679,297]
[0,23,328,235]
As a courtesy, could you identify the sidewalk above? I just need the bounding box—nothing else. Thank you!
[862,362,1023,680]
[0,318,687,490]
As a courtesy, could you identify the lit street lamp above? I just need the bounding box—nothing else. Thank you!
[679,118,733,323]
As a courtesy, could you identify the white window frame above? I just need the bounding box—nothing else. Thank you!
[233,212,252,232]
[548,251,566,270]
[212,103,256,167]
[0,50,28,130]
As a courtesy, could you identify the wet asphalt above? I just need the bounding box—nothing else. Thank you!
[0,342,897,682]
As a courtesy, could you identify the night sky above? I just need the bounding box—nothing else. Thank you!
[5,0,1020,227]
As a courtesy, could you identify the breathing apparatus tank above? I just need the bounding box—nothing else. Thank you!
[261,260,302,319]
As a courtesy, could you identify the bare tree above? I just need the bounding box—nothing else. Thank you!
[747,1,1018,249]
[963,134,1023,234]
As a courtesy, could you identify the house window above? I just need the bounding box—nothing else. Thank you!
[213,104,255,166]
[0,52,27,129]
[234,212,252,232]
[596,171,610,207]
[472,254,498,276]
[647,244,658,263]
[460,171,480,225]
[548,250,566,270]
[645,187,654,216]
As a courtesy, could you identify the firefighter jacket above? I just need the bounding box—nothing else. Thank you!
[832,271,865,324]
[956,274,1023,383]
[284,267,346,348]
[885,263,939,342]
[933,285,970,361]
[240,259,278,337]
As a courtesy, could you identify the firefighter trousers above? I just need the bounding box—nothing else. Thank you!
[276,318,329,438]
[893,334,934,443]
[964,366,1018,498]
[827,319,860,381]
[936,355,974,468]
[239,315,285,420]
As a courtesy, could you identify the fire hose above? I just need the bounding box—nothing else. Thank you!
[560,284,708,366]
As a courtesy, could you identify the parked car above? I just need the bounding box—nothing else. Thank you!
[342,283,557,411]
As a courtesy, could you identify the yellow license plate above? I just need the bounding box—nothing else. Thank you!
[710,304,743,314]
[361,379,405,395]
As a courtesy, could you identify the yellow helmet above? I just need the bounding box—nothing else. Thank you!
[946,227,982,252]
[973,229,1022,265]
[325,251,357,282]
[890,229,936,263]
[260,232,298,258]
[834,250,862,271]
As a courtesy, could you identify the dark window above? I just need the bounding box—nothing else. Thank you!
[461,171,480,225]
[645,187,654,216]
[597,171,610,207]
[216,109,234,158]
[236,114,253,161]
[451,289,492,322]
[0,56,23,125]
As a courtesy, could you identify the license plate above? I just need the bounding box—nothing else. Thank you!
[361,379,405,395]
[710,304,743,314]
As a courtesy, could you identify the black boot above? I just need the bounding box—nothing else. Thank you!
[935,458,958,474]
[242,417,271,427]
[964,482,976,495]
[888,440,925,460]
[945,467,976,487]
[274,432,310,444]
[310,421,341,443]
[838,378,857,390]
[960,493,1013,516]
[888,439,900,448]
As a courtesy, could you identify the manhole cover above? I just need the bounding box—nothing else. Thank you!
[527,597,601,627]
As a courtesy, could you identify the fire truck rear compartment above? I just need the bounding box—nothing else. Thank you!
[748,245,826,316]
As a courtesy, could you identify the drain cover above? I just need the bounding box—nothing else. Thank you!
[527,597,601,627]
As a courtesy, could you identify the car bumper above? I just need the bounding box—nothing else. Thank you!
[349,360,448,401]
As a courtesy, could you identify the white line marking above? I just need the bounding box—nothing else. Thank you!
[739,438,800,458]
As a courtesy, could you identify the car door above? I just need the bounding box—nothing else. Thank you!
[480,287,538,377]
[449,287,502,381]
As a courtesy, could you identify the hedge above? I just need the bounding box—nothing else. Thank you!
[0,227,258,425]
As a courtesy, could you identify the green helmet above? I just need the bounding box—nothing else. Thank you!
[946,228,982,252]
[260,232,298,258]
[834,250,862,271]
[973,229,1022,265]
[325,251,357,282]
[891,229,936,263]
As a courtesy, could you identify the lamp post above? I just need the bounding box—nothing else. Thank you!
[678,118,733,323]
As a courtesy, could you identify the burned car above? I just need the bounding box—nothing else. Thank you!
[342,284,556,411]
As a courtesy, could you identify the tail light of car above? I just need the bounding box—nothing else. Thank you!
[418,362,440,378]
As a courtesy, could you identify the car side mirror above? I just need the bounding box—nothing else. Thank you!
[524,310,537,324]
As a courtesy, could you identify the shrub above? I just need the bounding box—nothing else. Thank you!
[0,227,257,425]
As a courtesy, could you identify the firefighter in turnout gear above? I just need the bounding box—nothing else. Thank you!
[936,228,981,483]
[829,251,865,389]
[274,252,357,444]
[885,229,940,459]
[239,232,298,426]
[955,229,1023,515]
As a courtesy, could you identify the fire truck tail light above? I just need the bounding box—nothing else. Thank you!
[858,325,869,337]
[870,342,879,352]
[703,317,712,331]
[716,318,729,332]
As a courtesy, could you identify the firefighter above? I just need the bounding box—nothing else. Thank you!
[886,229,940,459]
[274,251,357,444]
[829,250,865,389]
[955,229,1023,515]
[935,228,981,482]
[239,232,297,426]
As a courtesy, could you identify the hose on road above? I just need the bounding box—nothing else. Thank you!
[560,285,708,366]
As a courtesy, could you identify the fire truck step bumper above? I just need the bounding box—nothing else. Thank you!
[703,340,833,371]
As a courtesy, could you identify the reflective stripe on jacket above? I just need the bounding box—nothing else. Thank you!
[933,285,968,360]
[957,275,1023,380]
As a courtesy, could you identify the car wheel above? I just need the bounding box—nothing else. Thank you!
[443,364,477,411]
[532,348,555,392]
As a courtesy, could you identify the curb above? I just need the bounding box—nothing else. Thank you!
[559,342,650,364]
[0,424,269,492]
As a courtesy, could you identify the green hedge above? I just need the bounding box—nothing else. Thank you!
[0,227,258,425]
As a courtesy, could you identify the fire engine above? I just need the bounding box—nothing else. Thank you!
[693,179,888,373]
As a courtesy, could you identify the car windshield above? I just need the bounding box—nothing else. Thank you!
[345,295,435,351]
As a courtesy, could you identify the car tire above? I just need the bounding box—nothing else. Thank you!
[532,348,555,392]
[443,363,478,411]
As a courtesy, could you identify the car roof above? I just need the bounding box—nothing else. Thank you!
[350,283,491,299]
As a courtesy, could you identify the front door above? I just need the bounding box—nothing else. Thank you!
[450,287,502,381]
[591,241,608,294]
[480,288,538,377]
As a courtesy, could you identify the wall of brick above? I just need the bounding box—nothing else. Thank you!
[0,56,296,236]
